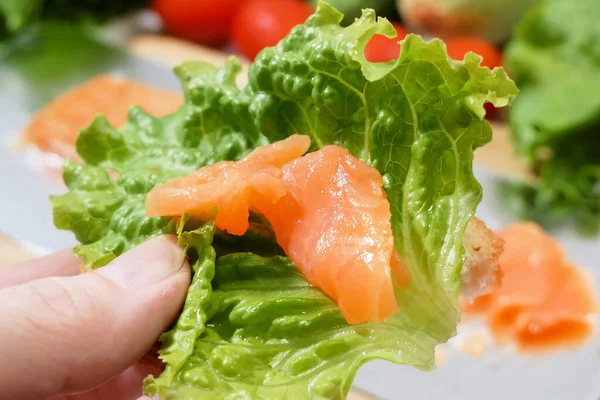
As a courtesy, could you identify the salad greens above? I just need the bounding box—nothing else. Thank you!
[505,0,600,234]
[51,2,517,398]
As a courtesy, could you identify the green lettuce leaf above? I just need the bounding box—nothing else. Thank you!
[145,219,218,396]
[249,2,517,339]
[145,249,435,400]
[50,59,260,268]
[50,2,517,398]
[505,0,600,234]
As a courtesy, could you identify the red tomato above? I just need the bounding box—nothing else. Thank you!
[364,23,409,63]
[445,37,503,68]
[445,37,503,119]
[153,0,244,46]
[232,0,314,60]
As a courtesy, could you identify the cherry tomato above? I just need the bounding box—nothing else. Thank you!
[445,36,503,119]
[153,0,244,46]
[364,23,409,63]
[445,36,503,68]
[232,0,314,60]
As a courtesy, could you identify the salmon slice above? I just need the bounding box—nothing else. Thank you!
[24,75,183,161]
[462,222,597,350]
[146,135,399,323]
[146,135,311,236]
[280,146,398,323]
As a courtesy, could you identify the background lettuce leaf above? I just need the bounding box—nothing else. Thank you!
[249,2,517,340]
[505,0,600,234]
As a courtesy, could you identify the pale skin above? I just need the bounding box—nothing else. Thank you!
[0,236,189,400]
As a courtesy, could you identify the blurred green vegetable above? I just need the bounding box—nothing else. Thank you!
[505,0,600,234]
[0,0,38,36]
[0,0,144,108]
[0,0,147,38]
[0,21,123,109]
[396,0,539,44]
[41,0,147,22]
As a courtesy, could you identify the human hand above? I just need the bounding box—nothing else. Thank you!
[0,236,190,400]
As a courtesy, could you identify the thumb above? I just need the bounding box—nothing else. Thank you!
[0,236,190,400]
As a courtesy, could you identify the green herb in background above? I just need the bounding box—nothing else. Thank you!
[41,0,147,23]
[0,0,147,37]
[0,21,123,109]
[0,0,141,110]
[505,0,600,235]
[0,0,40,37]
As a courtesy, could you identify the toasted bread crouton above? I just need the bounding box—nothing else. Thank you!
[461,217,504,298]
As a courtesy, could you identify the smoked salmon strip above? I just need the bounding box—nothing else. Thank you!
[24,75,183,161]
[463,222,597,350]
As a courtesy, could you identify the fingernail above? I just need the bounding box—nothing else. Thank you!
[97,236,186,289]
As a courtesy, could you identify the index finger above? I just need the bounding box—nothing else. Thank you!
[0,248,81,289]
